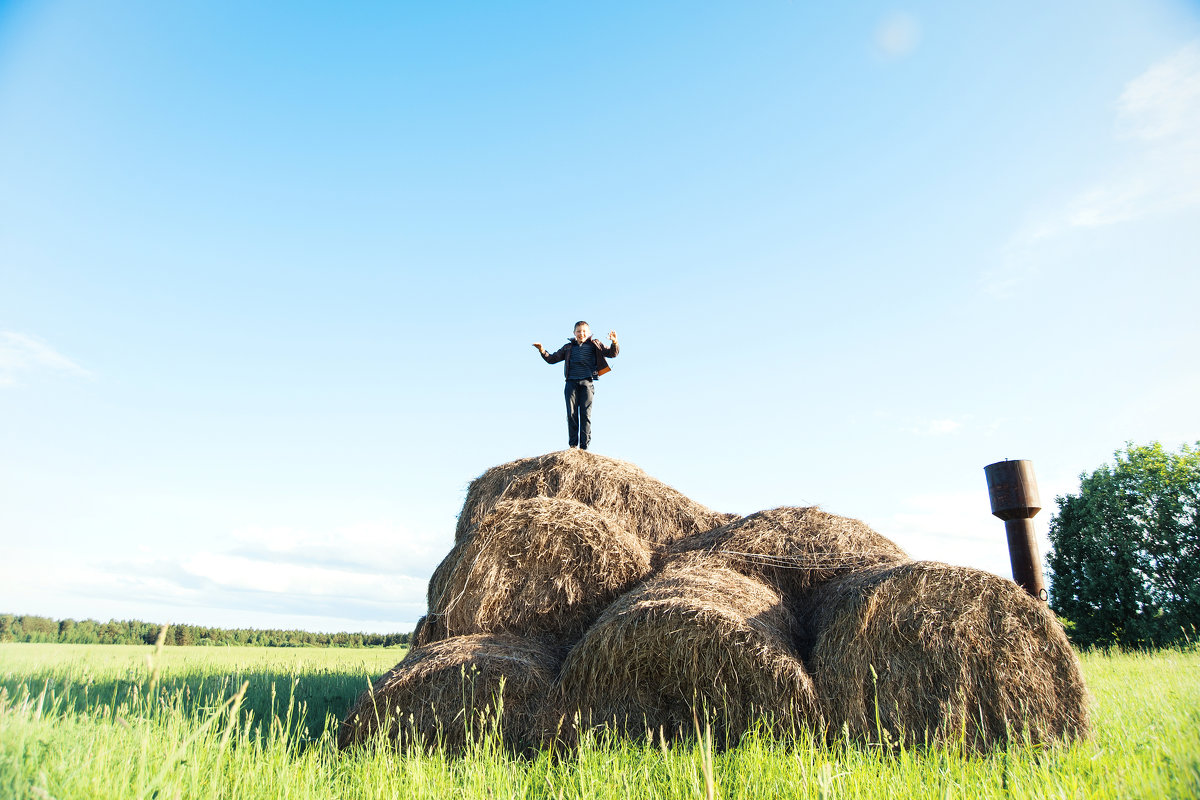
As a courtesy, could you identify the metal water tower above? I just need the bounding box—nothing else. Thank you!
[984,459,1048,601]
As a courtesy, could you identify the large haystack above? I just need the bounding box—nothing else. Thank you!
[423,496,653,644]
[337,634,563,754]
[803,561,1090,750]
[454,449,735,547]
[547,554,820,748]
[670,506,909,602]
[382,453,1090,757]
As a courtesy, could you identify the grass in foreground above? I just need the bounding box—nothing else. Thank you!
[2,643,1199,799]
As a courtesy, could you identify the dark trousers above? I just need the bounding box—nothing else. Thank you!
[564,379,594,449]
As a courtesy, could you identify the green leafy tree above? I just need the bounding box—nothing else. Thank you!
[1048,441,1200,649]
[20,615,58,642]
[98,621,122,644]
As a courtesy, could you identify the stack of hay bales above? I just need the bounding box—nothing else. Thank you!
[341,449,734,754]
[339,449,1090,755]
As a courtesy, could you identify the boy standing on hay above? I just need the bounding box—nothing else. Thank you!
[532,321,619,451]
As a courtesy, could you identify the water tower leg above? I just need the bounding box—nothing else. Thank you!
[1004,518,1048,601]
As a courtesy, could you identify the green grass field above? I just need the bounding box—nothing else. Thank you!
[2,642,1198,799]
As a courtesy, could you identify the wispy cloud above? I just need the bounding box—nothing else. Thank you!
[0,331,91,386]
[0,521,449,632]
[873,490,1017,576]
[870,469,1082,579]
[874,13,921,60]
[224,521,447,577]
[985,41,1200,296]
[1116,42,1200,143]
[1065,43,1200,228]
[907,418,963,436]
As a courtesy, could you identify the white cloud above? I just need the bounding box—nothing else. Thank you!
[987,41,1200,296]
[865,466,1081,581]
[908,418,963,436]
[0,331,91,386]
[0,520,450,633]
[874,13,921,60]
[1116,42,1200,142]
[1072,41,1200,228]
[871,490,1040,579]
[225,521,447,576]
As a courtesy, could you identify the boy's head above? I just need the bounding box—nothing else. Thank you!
[573,321,590,343]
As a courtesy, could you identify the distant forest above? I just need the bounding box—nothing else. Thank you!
[0,613,412,648]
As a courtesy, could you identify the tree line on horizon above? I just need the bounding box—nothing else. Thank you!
[0,614,411,648]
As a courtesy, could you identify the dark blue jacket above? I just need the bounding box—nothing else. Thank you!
[542,338,619,379]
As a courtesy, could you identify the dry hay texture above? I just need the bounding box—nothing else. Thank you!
[546,553,820,748]
[670,506,909,602]
[454,449,735,547]
[338,634,563,754]
[351,452,1091,756]
[803,561,1090,750]
[422,496,653,645]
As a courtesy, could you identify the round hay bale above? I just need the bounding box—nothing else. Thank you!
[455,449,735,547]
[425,496,653,644]
[803,561,1090,751]
[547,554,820,748]
[670,507,909,603]
[337,634,563,754]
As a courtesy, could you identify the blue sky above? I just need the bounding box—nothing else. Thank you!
[2,0,1198,633]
